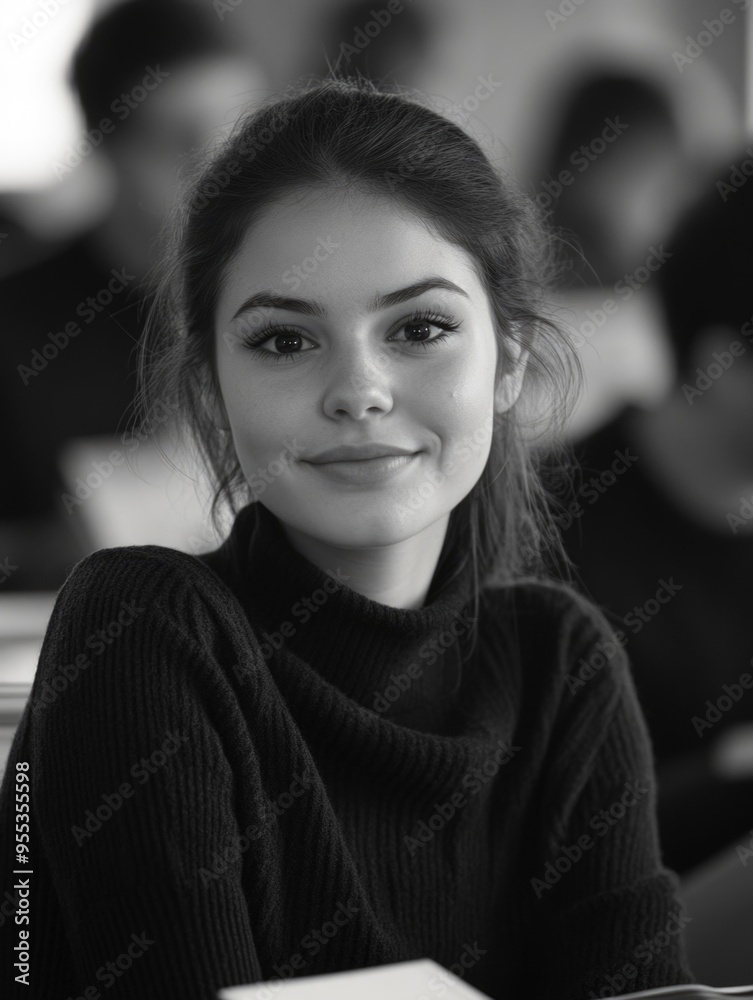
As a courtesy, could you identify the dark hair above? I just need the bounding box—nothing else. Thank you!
[136,76,581,652]
[657,142,753,380]
[70,0,229,133]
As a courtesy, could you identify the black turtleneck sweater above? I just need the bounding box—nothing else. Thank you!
[0,501,694,999]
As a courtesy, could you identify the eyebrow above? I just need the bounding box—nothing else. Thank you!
[230,277,469,321]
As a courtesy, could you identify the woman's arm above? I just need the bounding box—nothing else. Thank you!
[525,609,696,1000]
[15,549,263,998]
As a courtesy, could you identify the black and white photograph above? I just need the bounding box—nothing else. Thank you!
[0,1,751,997]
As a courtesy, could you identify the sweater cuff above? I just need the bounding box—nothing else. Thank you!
[529,875,695,1000]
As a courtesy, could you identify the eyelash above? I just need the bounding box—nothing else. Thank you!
[238,310,461,364]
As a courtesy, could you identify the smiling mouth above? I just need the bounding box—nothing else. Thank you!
[301,452,420,485]
[304,443,419,463]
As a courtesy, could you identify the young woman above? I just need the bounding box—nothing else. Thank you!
[0,79,695,999]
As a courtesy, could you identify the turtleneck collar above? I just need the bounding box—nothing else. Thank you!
[203,501,479,727]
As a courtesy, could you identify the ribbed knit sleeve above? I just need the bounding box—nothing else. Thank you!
[24,548,263,998]
[523,593,696,999]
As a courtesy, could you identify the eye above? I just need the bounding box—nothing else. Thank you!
[388,310,461,351]
[240,327,317,363]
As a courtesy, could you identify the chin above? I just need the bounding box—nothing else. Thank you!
[275,497,443,551]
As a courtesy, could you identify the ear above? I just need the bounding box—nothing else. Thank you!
[494,322,530,415]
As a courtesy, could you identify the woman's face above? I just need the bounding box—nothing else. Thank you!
[213,184,519,550]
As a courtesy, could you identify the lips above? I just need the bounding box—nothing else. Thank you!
[301,450,420,486]
[304,443,419,464]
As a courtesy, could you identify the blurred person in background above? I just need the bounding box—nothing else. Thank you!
[535,70,697,439]
[0,0,265,590]
[541,72,684,289]
[561,148,753,875]
[0,197,56,281]
[312,0,439,90]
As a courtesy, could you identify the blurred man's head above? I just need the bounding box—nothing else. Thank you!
[542,71,690,285]
[318,0,437,90]
[658,144,753,475]
[71,0,266,273]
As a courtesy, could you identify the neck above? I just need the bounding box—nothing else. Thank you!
[279,513,451,610]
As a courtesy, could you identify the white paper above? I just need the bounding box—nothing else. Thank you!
[217,958,493,1000]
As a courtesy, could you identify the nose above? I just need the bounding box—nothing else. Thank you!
[321,341,394,421]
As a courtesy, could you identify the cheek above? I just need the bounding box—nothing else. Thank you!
[431,341,498,429]
[422,357,498,485]
[440,386,494,447]
[219,366,304,468]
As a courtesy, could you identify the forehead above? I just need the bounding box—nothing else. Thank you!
[216,184,486,317]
